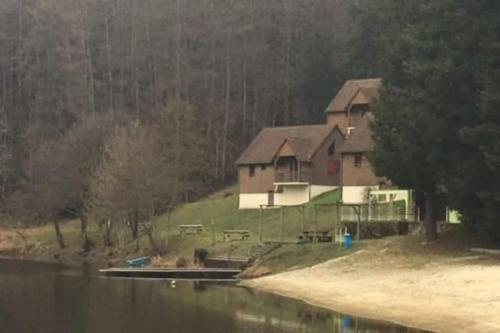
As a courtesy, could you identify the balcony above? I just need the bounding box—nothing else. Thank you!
[274,171,310,184]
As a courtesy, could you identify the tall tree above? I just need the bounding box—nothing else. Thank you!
[363,0,500,241]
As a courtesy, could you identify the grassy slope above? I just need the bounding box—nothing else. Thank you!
[2,186,349,270]
[153,186,342,260]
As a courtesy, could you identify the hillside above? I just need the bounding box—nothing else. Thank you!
[0,186,348,271]
[153,186,346,269]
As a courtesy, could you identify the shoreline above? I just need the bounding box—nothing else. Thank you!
[241,248,500,333]
[242,277,435,333]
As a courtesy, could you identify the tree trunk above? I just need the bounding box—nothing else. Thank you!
[424,192,438,242]
[142,221,160,255]
[99,220,113,247]
[53,220,65,249]
[174,0,183,100]
[131,220,138,240]
[104,5,114,112]
[221,27,231,181]
[80,214,92,252]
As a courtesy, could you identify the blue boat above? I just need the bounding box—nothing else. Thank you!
[126,256,151,267]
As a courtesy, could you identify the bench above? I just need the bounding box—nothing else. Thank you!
[298,230,332,243]
[223,230,251,242]
[179,224,205,235]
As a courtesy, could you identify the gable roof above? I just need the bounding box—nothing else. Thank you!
[236,124,338,165]
[325,78,382,113]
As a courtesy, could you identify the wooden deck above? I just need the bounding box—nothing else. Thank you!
[99,267,241,280]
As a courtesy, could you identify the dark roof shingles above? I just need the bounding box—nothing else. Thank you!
[236,125,335,165]
[325,78,382,113]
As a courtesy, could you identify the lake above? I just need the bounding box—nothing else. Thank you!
[0,259,428,333]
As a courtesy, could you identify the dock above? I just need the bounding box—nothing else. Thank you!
[99,267,241,280]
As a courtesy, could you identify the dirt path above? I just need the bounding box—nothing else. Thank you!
[243,241,500,333]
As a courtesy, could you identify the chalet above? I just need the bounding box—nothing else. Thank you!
[236,78,386,209]
[325,78,386,203]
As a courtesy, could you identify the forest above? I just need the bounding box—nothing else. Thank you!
[0,0,499,248]
[0,0,355,248]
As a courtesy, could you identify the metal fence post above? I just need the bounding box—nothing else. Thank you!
[280,206,284,242]
[356,205,361,241]
[313,204,317,243]
[259,206,263,243]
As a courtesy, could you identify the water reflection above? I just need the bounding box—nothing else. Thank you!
[0,259,429,333]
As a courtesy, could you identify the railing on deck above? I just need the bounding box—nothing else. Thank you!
[274,171,310,183]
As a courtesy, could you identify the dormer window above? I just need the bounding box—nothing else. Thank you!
[328,142,335,156]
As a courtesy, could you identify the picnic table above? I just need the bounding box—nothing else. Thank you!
[298,230,332,243]
[223,229,251,242]
[179,224,205,235]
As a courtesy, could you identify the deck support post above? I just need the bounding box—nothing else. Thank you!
[280,206,284,242]
[336,201,341,243]
[356,205,361,241]
[300,205,305,233]
[211,219,216,246]
[259,206,263,243]
[313,204,317,243]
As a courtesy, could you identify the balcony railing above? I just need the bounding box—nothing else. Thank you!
[275,171,310,183]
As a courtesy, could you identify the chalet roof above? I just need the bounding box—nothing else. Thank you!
[236,124,337,165]
[325,78,382,113]
[339,115,375,153]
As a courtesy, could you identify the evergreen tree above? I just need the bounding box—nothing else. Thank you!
[366,0,441,241]
[363,0,500,242]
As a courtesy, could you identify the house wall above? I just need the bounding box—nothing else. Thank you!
[341,153,379,186]
[326,106,370,131]
[342,186,379,204]
[310,185,339,198]
[238,164,275,193]
[274,186,310,206]
[348,110,369,128]
[310,130,342,186]
[239,185,338,209]
[238,193,269,209]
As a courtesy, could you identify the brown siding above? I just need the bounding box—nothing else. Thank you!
[326,112,348,131]
[341,153,380,186]
[310,130,342,186]
[238,165,275,193]
[327,106,371,132]
[348,112,368,128]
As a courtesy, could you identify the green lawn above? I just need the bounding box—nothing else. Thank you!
[151,186,343,263]
[4,186,347,270]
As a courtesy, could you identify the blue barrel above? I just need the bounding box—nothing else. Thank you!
[343,233,352,249]
[341,315,351,328]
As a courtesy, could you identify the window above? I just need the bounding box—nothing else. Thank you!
[261,165,267,171]
[328,142,335,156]
[249,165,255,177]
[354,153,362,167]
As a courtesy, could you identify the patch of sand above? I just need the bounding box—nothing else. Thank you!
[243,243,500,333]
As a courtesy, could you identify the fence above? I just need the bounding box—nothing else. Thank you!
[258,200,416,243]
[340,200,411,223]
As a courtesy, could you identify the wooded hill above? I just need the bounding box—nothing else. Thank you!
[1,0,500,250]
[0,0,355,247]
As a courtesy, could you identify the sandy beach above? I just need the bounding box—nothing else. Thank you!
[243,239,500,333]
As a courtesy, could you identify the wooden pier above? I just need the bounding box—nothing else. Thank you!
[99,267,241,280]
